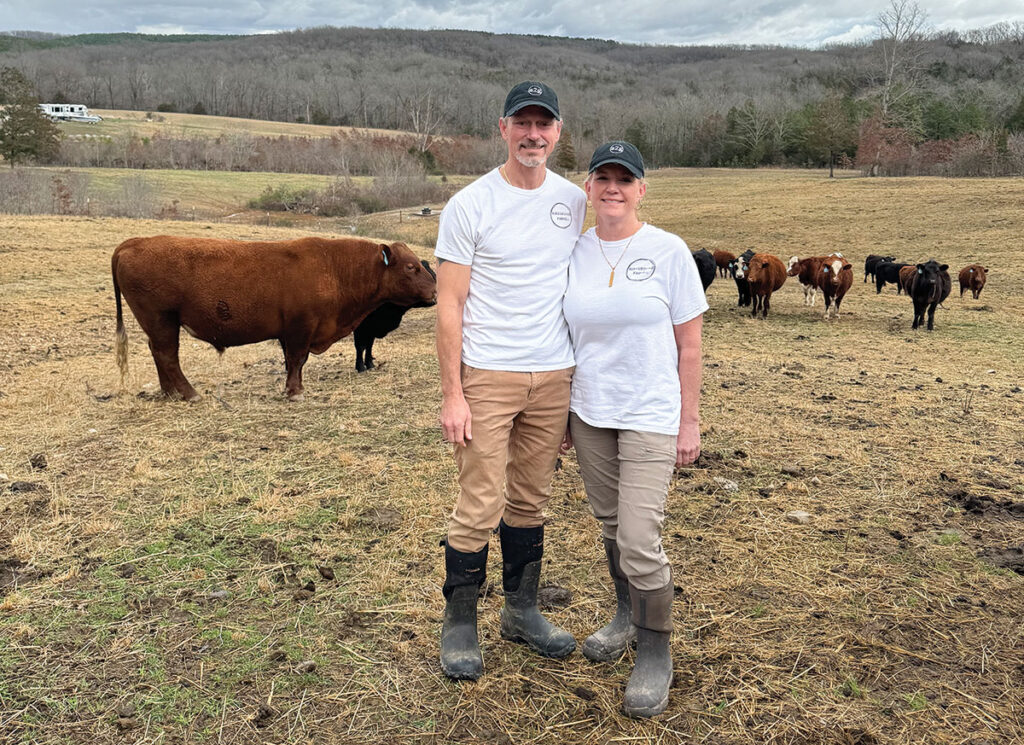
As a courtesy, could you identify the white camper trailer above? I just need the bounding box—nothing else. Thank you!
[38,104,102,123]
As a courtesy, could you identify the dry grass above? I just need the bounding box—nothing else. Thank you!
[1,169,1023,745]
[62,109,421,140]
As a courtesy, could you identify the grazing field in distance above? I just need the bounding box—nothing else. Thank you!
[60,109,420,140]
[1,170,1023,744]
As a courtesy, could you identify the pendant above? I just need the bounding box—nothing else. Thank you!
[608,269,615,287]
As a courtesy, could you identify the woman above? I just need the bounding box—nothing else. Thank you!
[562,141,706,718]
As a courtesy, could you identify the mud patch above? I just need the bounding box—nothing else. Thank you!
[0,558,27,591]
[943,484,1024,518]
[978,546,1024,575]
[359,507,403,532]
[537,584,572,609]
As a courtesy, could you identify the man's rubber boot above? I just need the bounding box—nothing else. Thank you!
[498,521,576,658]
[440,542,487,680]
[623,582,673,718]
[581,537,636,661]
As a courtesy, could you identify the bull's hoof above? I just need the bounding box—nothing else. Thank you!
[287,392,305,402]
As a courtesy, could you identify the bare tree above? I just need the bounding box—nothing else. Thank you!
[876,0,930,124]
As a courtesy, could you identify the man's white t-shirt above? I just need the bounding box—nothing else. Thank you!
[564,223,708,435]
[435,168,586,371]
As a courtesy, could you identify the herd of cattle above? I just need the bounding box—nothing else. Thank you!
[110,235,990,401]
[691,247,988,330]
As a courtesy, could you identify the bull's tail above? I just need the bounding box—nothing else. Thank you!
[113,255,129,387]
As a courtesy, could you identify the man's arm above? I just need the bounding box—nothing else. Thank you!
[436,259,473,446]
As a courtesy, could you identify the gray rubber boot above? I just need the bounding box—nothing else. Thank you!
[581,538,636,661]
[622,582,673,718]
[498,522,576,659]
[440,543,486,680]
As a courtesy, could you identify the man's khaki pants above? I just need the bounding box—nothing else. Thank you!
[568,412,676,591]
[446,364,573,553]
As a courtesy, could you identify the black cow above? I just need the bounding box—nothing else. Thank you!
[353,260,437,372]
[691,249,716,292]
[907,260,951,331]
[731,249,756,307]
[864,254,896,283]
[875,261,910,294]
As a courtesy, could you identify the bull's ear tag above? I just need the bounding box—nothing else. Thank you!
[824,266,830,273]
[970,268,974,273]
[918,268,923,274]
[381,248,389,266]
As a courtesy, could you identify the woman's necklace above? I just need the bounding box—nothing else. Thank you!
[596,226,641,287]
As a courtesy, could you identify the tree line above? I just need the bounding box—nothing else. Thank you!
[3,7,1024,175]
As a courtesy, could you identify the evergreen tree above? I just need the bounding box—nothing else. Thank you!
[0,67,61,166]
[553,129,577,174]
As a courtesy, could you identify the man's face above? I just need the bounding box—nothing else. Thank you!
[499,106,562,168]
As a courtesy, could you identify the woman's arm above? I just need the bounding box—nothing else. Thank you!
[673,315,703,466]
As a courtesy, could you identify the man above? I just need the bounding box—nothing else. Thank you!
[435,81,586,680]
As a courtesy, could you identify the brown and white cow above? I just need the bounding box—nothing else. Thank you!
[958,264,988,299]
[736,253,786,318]
[113,235,437,401]
[713,250,736,278]
[817,256,854,319]
[787,255,825,306]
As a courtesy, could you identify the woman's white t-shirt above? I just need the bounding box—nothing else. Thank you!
[564,223,708,435]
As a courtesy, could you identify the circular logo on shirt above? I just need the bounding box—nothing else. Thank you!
[550,203,573,229]
[626,258,656,281]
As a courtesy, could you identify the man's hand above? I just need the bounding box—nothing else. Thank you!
[558,427,573,455]
[441,393,473,446]
[676,420,700,466]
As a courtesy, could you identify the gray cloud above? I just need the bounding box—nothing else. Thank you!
[3,0,1024,46]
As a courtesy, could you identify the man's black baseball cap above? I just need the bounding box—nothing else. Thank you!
[588,140,645,179]
[503,81,560,119]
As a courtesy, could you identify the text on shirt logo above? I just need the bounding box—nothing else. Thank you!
[549,203,573,229]
[626,258,656,281]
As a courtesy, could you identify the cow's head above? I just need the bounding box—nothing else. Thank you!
[381,242,438,307]
[822,257,851,284]
[786,256,801,275]
[915,260,945,289]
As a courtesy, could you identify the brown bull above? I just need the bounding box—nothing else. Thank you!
[113,235,437,401]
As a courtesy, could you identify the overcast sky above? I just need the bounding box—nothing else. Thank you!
[3,0,1024,48]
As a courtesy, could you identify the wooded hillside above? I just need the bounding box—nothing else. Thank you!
[3,23,1024,173]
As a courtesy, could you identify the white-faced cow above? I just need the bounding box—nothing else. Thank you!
[113,236,437,400]
[817,256,854,320]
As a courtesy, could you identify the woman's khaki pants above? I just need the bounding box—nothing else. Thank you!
[568,412,676,591]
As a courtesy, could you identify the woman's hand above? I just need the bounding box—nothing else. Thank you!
[676,420,700,466]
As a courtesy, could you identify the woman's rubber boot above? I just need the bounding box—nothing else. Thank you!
[581,537,636,661]
[623,582,673,718]
[498,521,576,658]
[440,542,487,680]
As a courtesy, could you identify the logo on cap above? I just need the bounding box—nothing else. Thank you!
[610,144,624,154]
[528,85,543,96]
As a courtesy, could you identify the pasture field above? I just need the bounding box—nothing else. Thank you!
[1,169,1023,745]
[61,110,415,140]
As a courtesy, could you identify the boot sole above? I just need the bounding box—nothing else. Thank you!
[500,630,576,659]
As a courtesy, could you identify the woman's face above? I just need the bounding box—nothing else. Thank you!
[585,164,646,221]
